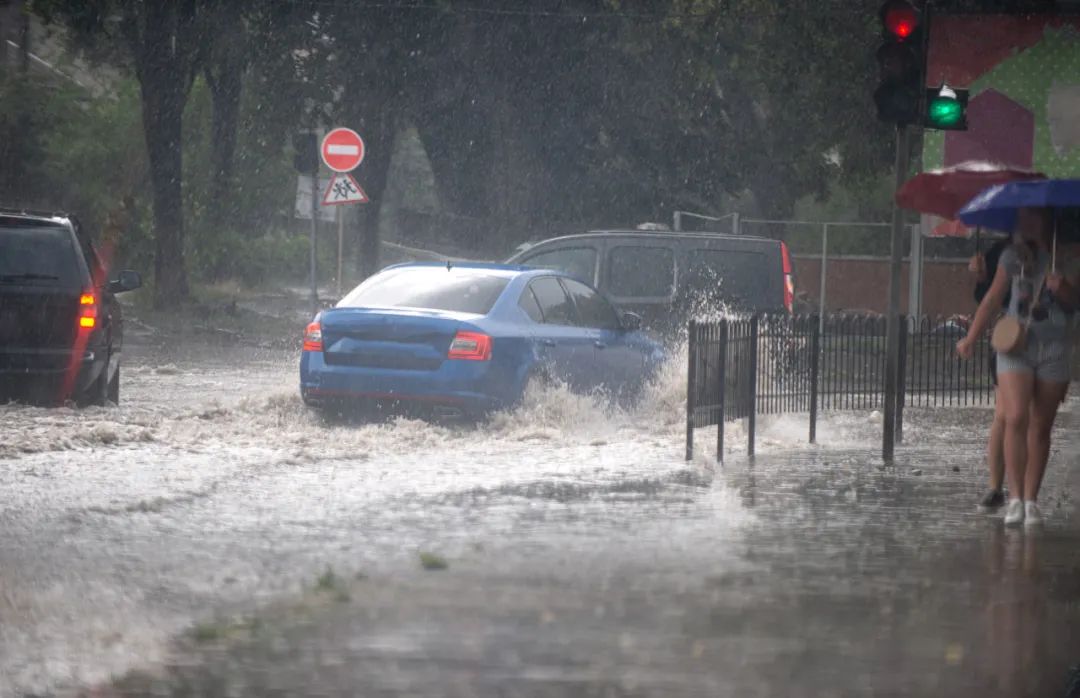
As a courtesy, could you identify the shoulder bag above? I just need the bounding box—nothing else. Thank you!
[991,267,1044,355]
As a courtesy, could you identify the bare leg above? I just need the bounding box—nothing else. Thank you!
[997,371,1035,502]
[1024,380,1068,502]
[987,388,1005,491]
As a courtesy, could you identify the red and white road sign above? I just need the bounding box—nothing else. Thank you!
[321,127,365,172]
[322,172,369,205]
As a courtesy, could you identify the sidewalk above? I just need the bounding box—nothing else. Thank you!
[90,405,1080,698]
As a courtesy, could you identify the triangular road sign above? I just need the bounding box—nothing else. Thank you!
[322,172,369,205]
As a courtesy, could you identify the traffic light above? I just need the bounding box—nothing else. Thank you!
[874,0,924,125]
[292,131,318,174]
[924,84,968,130]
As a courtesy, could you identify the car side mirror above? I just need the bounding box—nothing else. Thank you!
[108,270,142,294]
[620,311,642,331]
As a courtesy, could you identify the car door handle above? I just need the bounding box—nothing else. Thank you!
[594,341,607,349]
[540,339,556,347]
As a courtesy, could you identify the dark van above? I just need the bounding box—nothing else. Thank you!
[506,230,794,333]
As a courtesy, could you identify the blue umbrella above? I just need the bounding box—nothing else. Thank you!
[958,179,1080,232]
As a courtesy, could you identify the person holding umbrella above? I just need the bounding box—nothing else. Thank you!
[895,163,1043,512]
[968,232,1012,511]
[956,180,1080,526]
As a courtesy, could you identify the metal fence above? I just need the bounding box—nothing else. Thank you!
[686,313,994,462]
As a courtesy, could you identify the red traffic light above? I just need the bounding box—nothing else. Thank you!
[881,0,919,41]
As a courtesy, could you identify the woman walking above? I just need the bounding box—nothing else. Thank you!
[969,235,1011,511]
[957,207,1078,526]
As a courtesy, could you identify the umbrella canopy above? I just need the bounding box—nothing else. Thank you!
[958,179,1080,232]
[896,161,1045,220]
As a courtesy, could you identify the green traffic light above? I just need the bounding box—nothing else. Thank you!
[928,96,963,128]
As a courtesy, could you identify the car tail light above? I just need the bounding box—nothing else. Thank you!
[448,331,492,361]
[780,242,795,314]
[78,292,97,329]
[302,320,323,352]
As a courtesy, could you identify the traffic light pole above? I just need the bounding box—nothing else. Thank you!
[883,124,910,462]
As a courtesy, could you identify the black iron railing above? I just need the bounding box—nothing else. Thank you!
[686,313,993,462]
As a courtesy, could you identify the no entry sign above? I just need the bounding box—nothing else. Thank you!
[321,128,365,172]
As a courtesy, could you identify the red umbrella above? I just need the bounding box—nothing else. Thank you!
[896,161,1046,220]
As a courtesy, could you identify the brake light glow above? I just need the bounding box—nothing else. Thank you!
[78,292,97,330]
[780,242,795,314]
[302,321,323,352]
[448,331,492,361]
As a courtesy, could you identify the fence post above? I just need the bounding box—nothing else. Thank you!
[809,315,820,444]
[686,320,697,461]
[717,319,727,464]
[748,315,759,457]
[896,315,908,444]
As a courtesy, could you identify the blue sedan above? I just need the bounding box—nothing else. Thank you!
[299,262,665,417]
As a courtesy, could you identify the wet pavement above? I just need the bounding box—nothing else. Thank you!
[2,329,1079,697]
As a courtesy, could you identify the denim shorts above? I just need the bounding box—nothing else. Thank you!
[996,332,1072,384]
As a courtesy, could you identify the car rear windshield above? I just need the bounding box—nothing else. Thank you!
[0,222,83,287]
[339,267,511,315]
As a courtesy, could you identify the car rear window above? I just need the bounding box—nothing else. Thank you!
[339,267,510,315]
[607,245,675,297]
[0,223,83,287]
[682,249,776,309]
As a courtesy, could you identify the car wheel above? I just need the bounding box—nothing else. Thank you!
[519,367,553,404]
[301,388,322,408]
[107,365,120,405]
[77,360,109,408]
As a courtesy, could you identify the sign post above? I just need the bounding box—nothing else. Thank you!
[337,209,344,297]
[320,128,368,299]
[310,171,319,312]
[321,172,369,295]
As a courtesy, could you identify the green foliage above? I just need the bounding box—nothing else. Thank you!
[186,228,310,287]
[0,67,155,269]
[0,73,56,203]
[419,552,449,571]
[16,0,901,285]
[180,72,316,286]
[2,57,309,287]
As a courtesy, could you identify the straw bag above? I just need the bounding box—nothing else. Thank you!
[991,315,1026,354]
[991,267,1044,355]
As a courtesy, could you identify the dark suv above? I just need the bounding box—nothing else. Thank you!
[506,230,794,333]
[0,210,142,406]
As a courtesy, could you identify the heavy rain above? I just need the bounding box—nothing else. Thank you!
[2,1,1080,697]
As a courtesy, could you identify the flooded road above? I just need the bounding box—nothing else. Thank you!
[2,333,1079,697]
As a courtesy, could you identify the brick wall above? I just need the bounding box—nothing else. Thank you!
[793,255,976,317]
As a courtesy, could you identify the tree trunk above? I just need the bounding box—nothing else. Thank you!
[356,112,393,280]
[140,76,189,307]
[205,61,243,229]
[203,2,245,231]
[126,0,204,308]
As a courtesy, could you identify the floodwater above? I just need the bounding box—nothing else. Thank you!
[1,332,1078,697]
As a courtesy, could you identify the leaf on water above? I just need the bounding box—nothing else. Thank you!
[419,552,448,571]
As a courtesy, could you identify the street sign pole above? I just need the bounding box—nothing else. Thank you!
[310,172,319,314]
[319,128,367,301]
[883,124,910,462]
[337,206,344,298]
